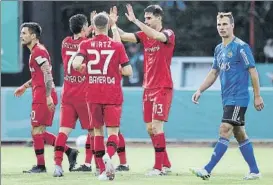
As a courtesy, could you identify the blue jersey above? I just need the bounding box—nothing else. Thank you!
[212,37,255,107]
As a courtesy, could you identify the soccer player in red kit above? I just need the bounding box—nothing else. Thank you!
[117,4,175,176]
[72,12,132,181]
[53,14,98,177]
[14,22,78,173]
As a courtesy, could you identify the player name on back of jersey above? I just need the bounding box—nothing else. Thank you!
[62,42,79,50]
[90,41,112,48]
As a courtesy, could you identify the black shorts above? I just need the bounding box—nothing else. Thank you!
[222,105,247,126]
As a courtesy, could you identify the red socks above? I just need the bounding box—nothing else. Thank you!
[94,136,105,174]
[106,135,119,158]
[54,132,68,166]
[152,133,167,170]
[117,133,127,164]
[85,134,93,164]
[32,134,45,166]
[43,131,70,152]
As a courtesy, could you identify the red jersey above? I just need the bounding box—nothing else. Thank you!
[77,34,129,104]
[29,43,57,104]
[135,29,175,89]
[61,36,87,102]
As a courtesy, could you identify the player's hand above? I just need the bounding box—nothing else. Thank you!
[78,63,87,74]
[109,6,118,27]
[90,10,97,26]
[254,95,264,111]
[14,85,27,97]
[46,96,55,112]
[125,4,136,22]
[192,90,202,104]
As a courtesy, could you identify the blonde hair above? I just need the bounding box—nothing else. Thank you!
[217,12,234,24]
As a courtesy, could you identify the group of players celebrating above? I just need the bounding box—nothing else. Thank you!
[15,3,264,181]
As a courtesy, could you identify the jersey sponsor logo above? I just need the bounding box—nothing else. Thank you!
[144,45,160,53]
[219,62,230,71]
[89,76,115,84]
[64,75,86,83]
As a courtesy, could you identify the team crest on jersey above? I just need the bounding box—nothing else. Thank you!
[227,51,233,58]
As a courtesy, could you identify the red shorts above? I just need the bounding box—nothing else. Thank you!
[60,101,92,130]
[143,88,173,123]
[31,103,55,127]
[87,103,122,128]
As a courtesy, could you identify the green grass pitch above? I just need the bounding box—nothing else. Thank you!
[2,145,273,185]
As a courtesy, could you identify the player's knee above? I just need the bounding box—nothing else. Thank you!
[146,122,153,135]
[152,120,164,135]
[107,127,119,136]
[233,128,248,142]
[94,127,104,136]
[31,125,46,135]
[219,123,233,139]
[59,127,72,136]
[88,129,94,136]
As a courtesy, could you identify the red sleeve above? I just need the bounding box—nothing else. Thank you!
[162,29,175,45]
[134,31,145,43]
[118,43,129,65]
[32,49,49,66]
[76,40,87,57]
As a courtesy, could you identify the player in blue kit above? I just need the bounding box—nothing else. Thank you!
[190,12,264,180]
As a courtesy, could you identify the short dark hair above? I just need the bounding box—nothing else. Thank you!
[94,12,109,29]
[217,12,234,24]
[144,4,164,17]
[69,14,88,34]
[20,22,42,39]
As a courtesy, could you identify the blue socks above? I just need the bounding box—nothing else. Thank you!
[239,139,259,174]
[204,137,229,173]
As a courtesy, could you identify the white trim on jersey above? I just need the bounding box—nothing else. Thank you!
[240,49,250,66]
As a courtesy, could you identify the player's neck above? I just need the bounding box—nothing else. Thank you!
[95,31,107,36]
[222,35,235,47]
[73,33,83,40]
[27,40,39,51]
[155,24,163,32]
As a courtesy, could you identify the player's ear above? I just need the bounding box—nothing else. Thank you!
[231,23,234,29]
[30,33,36,40]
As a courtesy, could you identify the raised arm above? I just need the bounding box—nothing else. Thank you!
[109,6,122,42]
[125,4,167,42]
[117,27,138,43]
